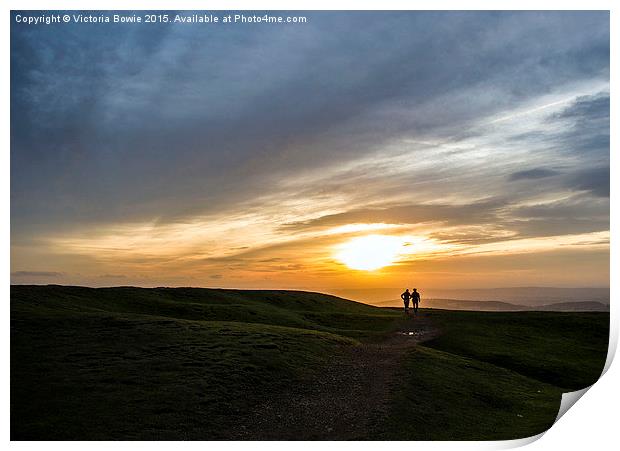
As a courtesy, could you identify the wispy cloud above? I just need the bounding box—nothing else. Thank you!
[509,169,560,181]
[11,271,63,278]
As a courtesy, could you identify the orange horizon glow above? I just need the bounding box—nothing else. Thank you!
[10,213,610,290]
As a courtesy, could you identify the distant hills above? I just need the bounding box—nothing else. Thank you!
[328,287,610,312]
[372,298,609,312]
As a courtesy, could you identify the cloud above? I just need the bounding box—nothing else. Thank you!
[550,91,610,159]
[565,166,610,197]
[11,271,62,278]
[279,190,609,247]
[509,168,560,181]
[555,91,610,121]
[281,199,507,231]
[504,194,609,238]
[11,11,610,231]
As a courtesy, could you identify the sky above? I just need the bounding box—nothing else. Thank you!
[10,11,610,291]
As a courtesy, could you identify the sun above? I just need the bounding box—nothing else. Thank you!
[335,234,406,271]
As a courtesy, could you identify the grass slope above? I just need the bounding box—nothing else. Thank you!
[382,309,608,440]
[11,286,610,440]
[383,347,562,440]
[421,310,609,389]
[12,285,398,339]
[11,285,399,439]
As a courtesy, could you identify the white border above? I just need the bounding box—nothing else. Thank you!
[2,1,617,450]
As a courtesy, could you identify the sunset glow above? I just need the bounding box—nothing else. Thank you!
[10,12,609,291]
[335,235,407,271]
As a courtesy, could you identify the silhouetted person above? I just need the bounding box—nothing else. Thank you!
[401,289,411,314]
[412,288,421,314]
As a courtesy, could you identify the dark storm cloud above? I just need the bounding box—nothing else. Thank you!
[11,11,610,235]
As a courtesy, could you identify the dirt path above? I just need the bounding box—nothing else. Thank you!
[232,313,441,440]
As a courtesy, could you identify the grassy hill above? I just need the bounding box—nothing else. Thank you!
[11,285,609,440]
[11,285,398,339]
[421,310,609,390]
[11,285,399,439]
[380,309,609,440]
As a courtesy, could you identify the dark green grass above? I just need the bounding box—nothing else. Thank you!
[12,285,399,340]
[421,310,609,389]
[382,346,562,440]
[12,313,358,439]
[11,285,398,439]
[11,286,610,440]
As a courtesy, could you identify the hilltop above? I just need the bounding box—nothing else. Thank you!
[11,285,609,440]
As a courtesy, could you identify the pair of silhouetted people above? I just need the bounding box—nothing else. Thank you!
[401,288,420,315]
